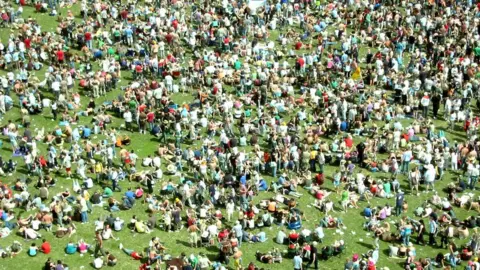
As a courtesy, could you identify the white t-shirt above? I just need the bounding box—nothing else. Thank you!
[31,220,41,230]
[147,155,158,168]
[123,111,132,122]
[93,257,104,269]
[143,157,153,166]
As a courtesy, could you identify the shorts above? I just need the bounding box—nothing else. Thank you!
[66,167,71,172]
[234,258,240,267]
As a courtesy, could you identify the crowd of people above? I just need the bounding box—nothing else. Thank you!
[1,0,480,269]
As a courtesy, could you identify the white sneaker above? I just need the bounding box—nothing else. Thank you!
[119,243,123,249]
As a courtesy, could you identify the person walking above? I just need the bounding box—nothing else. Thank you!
[293,252,303,270]
[305,241,318,269]
[94,230,106,258]
[395,189,404,216]
[428,217,438,246]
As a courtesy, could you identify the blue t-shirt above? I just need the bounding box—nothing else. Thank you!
[124,29,133,37]
[259,180,267,190]
[293,256,302,269]
[364,208,372,218]
[65,244,76,254]
[240,175,247,186]
[125,190,135,200]
[83,128,91,138]
[28,247,37,256]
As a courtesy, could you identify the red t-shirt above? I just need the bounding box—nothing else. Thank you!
[345,137,353,148]
[120,10,128,19]
[297,58,305,67]
[165,34,173,43]
[85,32,92,41]
[131,252,142,260]
[146,112,155,122]
[289,233,299,240]
[24,38,31,49]
[315,173,324,185]
[41,242,51,254]
[295,42,302,50]
[56,50,64,61]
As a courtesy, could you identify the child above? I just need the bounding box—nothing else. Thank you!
[28,243,38,257]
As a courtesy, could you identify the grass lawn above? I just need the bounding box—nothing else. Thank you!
[0,3,476,270]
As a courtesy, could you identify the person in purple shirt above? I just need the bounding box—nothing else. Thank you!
[347,161,355,176]
[55,260,65,270]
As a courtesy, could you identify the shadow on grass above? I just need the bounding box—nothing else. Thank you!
[355,241,374,250]
[175,239,192,248]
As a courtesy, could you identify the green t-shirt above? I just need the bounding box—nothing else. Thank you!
[474,47,480,56]
[341,191,349,201]
[234,60,242,70]
[331,81,338,89]
[383,183,391,194]
[104,187,113,197]
[129,100,137,109]
[190,257,198,268]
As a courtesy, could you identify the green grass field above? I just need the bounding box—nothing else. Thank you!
[0,3,476,270]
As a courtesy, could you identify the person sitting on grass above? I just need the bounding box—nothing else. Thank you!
[65,241,77,255]
[105,251,118,266]
[40,239,51,254]
[78,239,90,254]
[131,216,151,234]
[27,243,38,257]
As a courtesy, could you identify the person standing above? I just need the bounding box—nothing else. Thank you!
[401,147,412,173]
[293,252,303,270]
[417,219,426,245]
[341,189,349,212]
[110,168,121,192]
[428,217,438,246]
[79,196,88,224]
[233,220,243,247]
[146,176,153,194]
[469,164,479,190]
[233,247,243,270]
[305,241,318,269]
[431,92,441,119]
[421,92,430,119]
[395,190,404,216]
[51,101,57,121]
[123,109,133,131]
[94,230,106,258]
